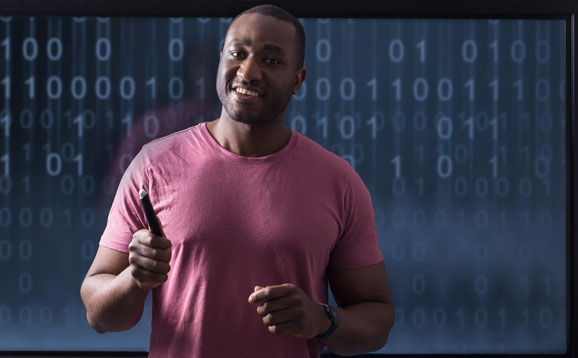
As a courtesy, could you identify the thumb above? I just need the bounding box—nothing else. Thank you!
[254,285,264,292]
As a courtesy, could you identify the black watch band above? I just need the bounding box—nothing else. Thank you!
[316,303,340,339]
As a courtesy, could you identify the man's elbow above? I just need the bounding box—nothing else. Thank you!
[372,302,395,351]
[85,311,140,333]
[86,313,107,334]
[80,283,106,333]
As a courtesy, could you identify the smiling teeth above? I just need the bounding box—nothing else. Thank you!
[235,88,259,97]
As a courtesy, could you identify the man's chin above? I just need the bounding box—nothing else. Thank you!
[226,110,277,128]
[230,116,275,128]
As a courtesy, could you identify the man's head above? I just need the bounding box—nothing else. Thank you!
[229,5,306,70]
[216,5,307,127]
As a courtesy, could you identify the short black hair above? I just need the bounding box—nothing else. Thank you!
[229,4,306,69]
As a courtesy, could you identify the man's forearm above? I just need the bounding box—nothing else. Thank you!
[318,301,395,356]
[80,267,150,333]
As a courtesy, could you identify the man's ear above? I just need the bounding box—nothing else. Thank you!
[292,67,307,95]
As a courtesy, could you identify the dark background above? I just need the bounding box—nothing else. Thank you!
[0,0,576,357]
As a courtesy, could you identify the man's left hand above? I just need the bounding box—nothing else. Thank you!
[248,283,331,340]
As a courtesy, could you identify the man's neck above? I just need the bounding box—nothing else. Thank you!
[205,116,291,158]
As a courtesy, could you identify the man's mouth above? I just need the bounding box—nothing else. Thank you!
[234,87,261,97]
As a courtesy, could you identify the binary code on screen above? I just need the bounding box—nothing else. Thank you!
[0,17,566,353]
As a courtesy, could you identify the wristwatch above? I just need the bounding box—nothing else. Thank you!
[316,303,340,339]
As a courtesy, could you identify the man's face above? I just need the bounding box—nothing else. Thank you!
[216,13,306,127]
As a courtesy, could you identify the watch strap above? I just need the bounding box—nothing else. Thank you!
[316,303,340,339]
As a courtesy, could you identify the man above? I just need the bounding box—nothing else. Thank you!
[81,5,395,357]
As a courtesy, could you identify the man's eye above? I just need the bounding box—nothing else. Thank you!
[231,51,244,58]
[266,58,281,65]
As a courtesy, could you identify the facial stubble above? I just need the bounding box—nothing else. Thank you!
[216,69,295,128]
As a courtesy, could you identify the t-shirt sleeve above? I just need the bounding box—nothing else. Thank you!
[99,149,150,253]
[329,168,384,269]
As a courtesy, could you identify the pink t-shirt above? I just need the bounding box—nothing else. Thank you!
[100,122,383,357]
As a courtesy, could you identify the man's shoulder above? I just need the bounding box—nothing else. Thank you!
[132,123,211,173]
[140,123,205,158]
[293,131,353,173]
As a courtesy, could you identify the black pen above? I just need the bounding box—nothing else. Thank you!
[139,189,164,237]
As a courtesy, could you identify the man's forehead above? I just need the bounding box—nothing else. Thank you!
[225,13,296,48]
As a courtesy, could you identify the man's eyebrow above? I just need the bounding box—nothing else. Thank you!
[229,39,251,48]
[228,40,286,57]
[263,44,286,57]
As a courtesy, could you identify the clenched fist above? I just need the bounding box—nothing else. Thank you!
[128,229,172,290]
[248,283,331,340]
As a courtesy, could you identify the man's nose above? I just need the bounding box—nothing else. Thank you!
[237,55,262,81]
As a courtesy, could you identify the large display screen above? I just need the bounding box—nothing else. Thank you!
[0,17,566,353]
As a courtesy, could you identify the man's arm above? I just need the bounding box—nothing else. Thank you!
[320,260,395,355]
[248,261,395,356]
[80,230,172,333]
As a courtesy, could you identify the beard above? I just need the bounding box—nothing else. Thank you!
[223,93,292,127]
[216,76,294,127]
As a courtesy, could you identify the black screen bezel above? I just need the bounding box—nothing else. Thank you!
[0,0,575,357]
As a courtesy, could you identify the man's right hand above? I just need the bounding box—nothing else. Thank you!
[128,229,172,290]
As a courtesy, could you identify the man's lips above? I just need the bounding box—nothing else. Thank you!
[231,85,263,103]
[232,85,263,97]
[235,87,260,97]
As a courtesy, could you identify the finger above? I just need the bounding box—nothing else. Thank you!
[267,321,297,336]
[267,321,311,340]
[129,254,171,274]
[256,296,300,316]
[249,284,294,304]
[248,286,264,303]
[129,243,171,263]
[262,307,301,326]
[135,230,171,249]
[130,264,168,285]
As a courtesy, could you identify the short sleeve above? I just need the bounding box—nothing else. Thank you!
[329,169,384,269]
[99,149,151,253]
